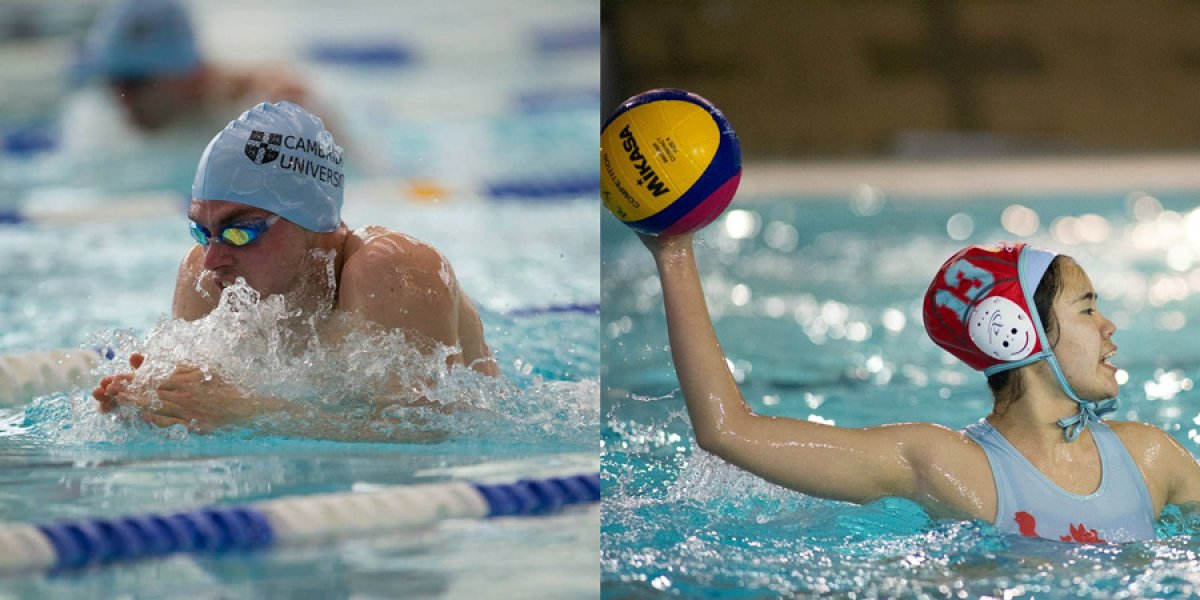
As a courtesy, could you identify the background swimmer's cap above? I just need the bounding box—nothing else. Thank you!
[193,101,345,232]
[78,0,200,80]
[922,242,1057,375]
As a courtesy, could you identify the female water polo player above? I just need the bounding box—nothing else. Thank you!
[642,233,1200,542]
[92,101,497,438]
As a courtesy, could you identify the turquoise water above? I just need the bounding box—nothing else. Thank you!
[602,191,1200,597]
[0,1,599,596]
[0,199,599,598]
[0,194,599,598]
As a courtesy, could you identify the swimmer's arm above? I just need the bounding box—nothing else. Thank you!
[172,245,219,320]
[646,233,967,506]
[1111,421,1200,515]
[1167,449,1200,509]
[151,389,447,443]
[455,293,500,376]
[96,356,447,443]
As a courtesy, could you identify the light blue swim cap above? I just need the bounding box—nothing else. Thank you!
[80,0,200,79]
[193,102,345,232]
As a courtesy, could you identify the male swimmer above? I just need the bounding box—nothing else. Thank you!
[75,0,312,132]
[92,101,497,436]
[643,234,1200,542]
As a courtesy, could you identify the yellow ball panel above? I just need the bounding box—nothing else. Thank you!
[600,100,720,222]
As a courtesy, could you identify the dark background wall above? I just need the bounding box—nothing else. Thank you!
[602,1,1200,159]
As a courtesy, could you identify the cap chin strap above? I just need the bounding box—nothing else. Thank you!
[1014,246,1118,442]
[1045,354,1119,442]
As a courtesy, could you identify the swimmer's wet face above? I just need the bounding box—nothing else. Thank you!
[1044,259,1120,401]
[189,199,317,296]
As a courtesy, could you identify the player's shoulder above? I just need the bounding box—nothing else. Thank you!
[342,226,453,286]
[874,421,982,457]
[1107,419,1170,442]
[346,226,443,264]
[1107,419,1181,456]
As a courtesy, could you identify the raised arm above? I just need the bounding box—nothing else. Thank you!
[643,233,981,509]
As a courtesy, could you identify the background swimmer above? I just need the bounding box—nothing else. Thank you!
[72,0,313,132]
[639,232,1200,542]
[91,101,497,438]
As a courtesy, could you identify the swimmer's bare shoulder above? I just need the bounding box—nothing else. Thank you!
[172,244,219,321]
[338,226,498,375]
[1109,420,1200,512]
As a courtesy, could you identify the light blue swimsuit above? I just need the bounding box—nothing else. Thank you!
[963,419,1156,543]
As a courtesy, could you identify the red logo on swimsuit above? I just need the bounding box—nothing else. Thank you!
[1013,511,1107,544]
[1014,511,1040,537]
[1061,523,1106,544]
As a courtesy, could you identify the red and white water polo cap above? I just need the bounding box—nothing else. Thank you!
[922,242,1057,375]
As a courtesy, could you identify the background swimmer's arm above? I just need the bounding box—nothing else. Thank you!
[645,234,984,511]
[172,245,219,320]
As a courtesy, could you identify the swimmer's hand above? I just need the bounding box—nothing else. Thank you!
[91,355,451,442]
[638,232,694,259]
[93,355,286,432]
[92,352,145,414]
[138,365,288,432]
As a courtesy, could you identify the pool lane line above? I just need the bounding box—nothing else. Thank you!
[0,210,26,224]
[503,302,600,317]
[0,173,597,226]
[0,472,600,573]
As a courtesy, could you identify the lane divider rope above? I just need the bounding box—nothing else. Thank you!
[503,302,599,317]
[0,347,106,407]
[0,472,599,573]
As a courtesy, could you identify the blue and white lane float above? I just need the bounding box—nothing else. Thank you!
[0,347,109,407]
[0,170,596,225]
[0,472,600,573]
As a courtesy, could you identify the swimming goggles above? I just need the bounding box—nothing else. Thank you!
[189,214,281,247]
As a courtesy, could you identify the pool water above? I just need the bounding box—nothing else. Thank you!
[0,0,599,597]
[0,201,599,596]
[602,190,1200,597]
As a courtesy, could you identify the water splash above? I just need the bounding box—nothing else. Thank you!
[30,274,596,447]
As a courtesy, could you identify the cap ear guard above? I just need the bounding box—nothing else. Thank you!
[923,242,1051,374]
